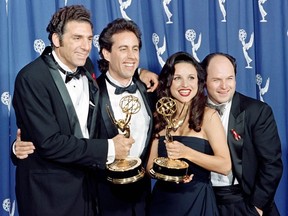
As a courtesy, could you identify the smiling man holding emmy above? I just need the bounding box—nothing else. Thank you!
[95,18,155,216]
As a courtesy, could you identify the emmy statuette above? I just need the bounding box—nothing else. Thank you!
[149,97,189,183]
[106,95,145,184]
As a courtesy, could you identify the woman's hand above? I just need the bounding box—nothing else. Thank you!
[182,174,194,183]
[165,140,187,159]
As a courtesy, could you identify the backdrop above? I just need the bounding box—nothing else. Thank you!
[1,0,287,215]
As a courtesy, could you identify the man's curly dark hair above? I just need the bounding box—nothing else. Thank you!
[46,5,93,48]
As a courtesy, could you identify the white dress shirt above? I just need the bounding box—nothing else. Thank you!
[105,71,150,163]
[208,98,238,186]
[52,51,90,138]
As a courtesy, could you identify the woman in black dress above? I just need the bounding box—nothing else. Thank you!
[147,52,231,216]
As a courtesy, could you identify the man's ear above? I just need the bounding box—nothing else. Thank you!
[102,48,110,62]
[52,33,60,48]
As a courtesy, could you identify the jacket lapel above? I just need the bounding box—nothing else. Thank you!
[84,69,99,139]
[228,92,245,184]
[42,49,83,138]
[98,75,119,138]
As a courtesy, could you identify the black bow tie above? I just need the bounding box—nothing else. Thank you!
[64,68,84,83]
[105,76,137,95]
[207,103,226,116]
[52,55,84,83]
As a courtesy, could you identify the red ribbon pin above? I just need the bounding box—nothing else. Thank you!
[230,129,241,141]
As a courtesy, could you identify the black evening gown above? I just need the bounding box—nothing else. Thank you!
[150,136,219,216]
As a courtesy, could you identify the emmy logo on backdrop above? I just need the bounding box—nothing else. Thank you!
[163,0,173,24]
[149,97,189,183]
[239,29,254,69]
[118,0,132,20]
[256,74,270,102]
[259,0,268,22]
[34,39,45,55]
[1,91,11,117]
[106,95,145,184]
[218,0,226,22]
[152,33,166,68]
[93,34,100,52]
[92,34,101,58]
[2,198,15,216]
[185,29,202,62]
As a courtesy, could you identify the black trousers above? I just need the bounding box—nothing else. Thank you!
[213,185,280,216]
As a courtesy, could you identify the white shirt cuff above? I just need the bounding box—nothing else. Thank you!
[106,139,115,164]
[12,141,16,155]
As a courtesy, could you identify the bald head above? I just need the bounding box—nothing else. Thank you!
[202,53,236,104]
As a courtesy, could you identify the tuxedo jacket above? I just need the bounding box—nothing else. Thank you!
[12,47,108,216]
[94,73,155,216]
[227,92,283,212]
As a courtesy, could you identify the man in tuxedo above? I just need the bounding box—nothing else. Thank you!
[94,18,155,216]
[12,5,158,216]
[201,53,283,216]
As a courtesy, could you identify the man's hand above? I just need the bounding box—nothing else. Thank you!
[139,69,159,92]
[112,134,135,159]
[14,129,35,159]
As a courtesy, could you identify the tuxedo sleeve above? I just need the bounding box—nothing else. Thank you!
[250,104,283,210]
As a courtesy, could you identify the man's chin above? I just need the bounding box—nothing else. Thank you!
[76,60,87,67]
[215,97,230,104]
[124,70,136,77]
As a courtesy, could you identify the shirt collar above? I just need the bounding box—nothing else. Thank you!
[106,71,133,88]
[207,97,232,107]
[52,51,75,73]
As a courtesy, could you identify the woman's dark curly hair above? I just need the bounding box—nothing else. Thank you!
[46,5,93,47]
[153,51,207,138]
[97,18,142,73]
